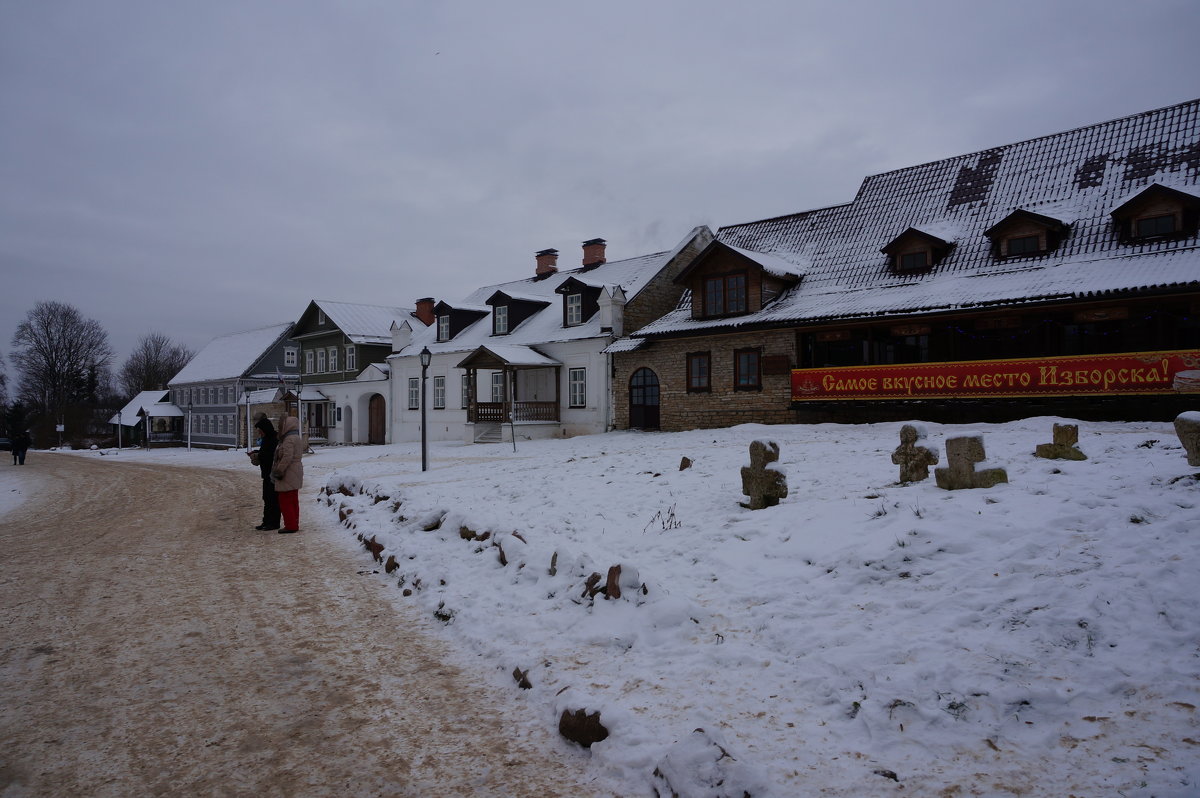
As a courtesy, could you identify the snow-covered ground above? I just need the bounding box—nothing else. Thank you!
[26,417,1200,796]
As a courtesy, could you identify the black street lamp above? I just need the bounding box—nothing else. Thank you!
[419,346,432,472]
[187,399,193,451]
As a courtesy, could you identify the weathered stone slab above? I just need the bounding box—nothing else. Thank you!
[1034,423,1087,461]
[1175,411,1200,466]
[740,439,787,509]
[891,423,939,482]
[935,434,1008,490]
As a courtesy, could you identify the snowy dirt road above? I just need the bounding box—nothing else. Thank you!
[0,454,612,798]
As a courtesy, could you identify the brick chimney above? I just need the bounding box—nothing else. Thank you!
[582,238,607,268]
[535,248,559,276]
[414,297,435,326]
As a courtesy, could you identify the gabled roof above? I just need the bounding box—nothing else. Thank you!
[170,322,295,384]
[109,390,177,425]
[389,228,712,360]
[307,300,410,345]
[1108,181,1200,217]
[456,344,560,370]
[629,98,1200,338]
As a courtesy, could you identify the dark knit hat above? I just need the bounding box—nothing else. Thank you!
[255,417,276,435]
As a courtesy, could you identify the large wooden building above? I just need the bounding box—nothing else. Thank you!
[610,99,1200,429]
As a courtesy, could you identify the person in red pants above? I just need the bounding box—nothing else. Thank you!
[271,415,305,534]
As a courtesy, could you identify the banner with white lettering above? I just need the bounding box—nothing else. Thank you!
[791,350,1200,401]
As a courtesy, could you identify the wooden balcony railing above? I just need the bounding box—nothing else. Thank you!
[472,401,559,423]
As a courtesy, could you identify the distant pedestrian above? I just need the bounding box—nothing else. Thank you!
[11,431,30,465]
[271,415,304,534]
[250,416,281,531]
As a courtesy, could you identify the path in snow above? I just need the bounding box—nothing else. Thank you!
[0,454,617,797]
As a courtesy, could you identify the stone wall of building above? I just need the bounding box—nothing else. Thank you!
[613,329,798,432]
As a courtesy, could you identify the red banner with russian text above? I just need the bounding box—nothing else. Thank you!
[791,350,1200,401]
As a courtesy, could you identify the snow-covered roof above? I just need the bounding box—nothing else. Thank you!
[110,391,183,422]
[313,301,410,345]
[109,390,173,425]
[238,388,283,405]
[170,322,294,384]
[357,363,390,381]
[388,230,708,361]
[632,98,1200,338]
[457,344,560,368]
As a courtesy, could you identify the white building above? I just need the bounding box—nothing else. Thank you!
[387,229,713,444]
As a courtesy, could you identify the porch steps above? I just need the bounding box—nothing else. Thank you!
[474,424,503,444]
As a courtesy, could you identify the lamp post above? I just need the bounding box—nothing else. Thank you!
[187,399,193,451]
[117,410,122,450]
[419,347,432,472]
[296,379,304,437]
[243,387,252,449]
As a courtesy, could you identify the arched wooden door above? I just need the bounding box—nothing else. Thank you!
[629,368,660,430]
[368,394,386,444]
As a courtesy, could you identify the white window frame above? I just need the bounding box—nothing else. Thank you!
[461,374,470,408]
[305,350,314,374]
[346,345,356,371]
[491,372,505,403]
[408,377,420,410]
[437,315,450,341]
[284,348,297,367]
[316,349,326,373]
[568,367,586,408]
[494,305,509,335]
[433,376,446,409]
[328,347,338,372]
[566,294,583,326]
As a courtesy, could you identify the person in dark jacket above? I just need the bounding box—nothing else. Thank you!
[251,417,281,530]
[11,431,30,465]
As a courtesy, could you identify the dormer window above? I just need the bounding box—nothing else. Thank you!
[984,209,1069,259]
[437,315,450,342]
[318,309,326,325]
[1110,183,1200,243]
[703,273,748,316]
[1005,234,1040,256]
[493,305,509,335]
[1135,213,1177,238]
[566,294,583,326]
[881,228,953,273]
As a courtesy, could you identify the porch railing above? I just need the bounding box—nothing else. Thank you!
[473,401,559,423]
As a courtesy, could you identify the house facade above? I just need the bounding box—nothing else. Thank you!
[289,300,410,443]
[388,230,713,444]
[168,322,299,448]
[611,99,1200,430]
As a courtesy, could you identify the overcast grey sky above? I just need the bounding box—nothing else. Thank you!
[3,0,1198,376]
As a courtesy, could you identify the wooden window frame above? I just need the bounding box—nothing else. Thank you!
[493,305,509,335]
[407,377,420,410]
[703,272,749,317]
[345,345,356,371]
[437,315,450,342]
[686,351,711,393]
[433,376,446,409]
[566,294,583,326]
[734,348,762,392]
[568,367,586,407]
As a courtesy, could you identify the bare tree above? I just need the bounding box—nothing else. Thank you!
[118,331,195,398]
[10,301,114,435]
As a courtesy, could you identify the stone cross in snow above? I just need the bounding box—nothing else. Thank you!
[891,423,939,482]
[934,434,1009,490]
[741,439,788,509]
[1034,423,1087,461]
